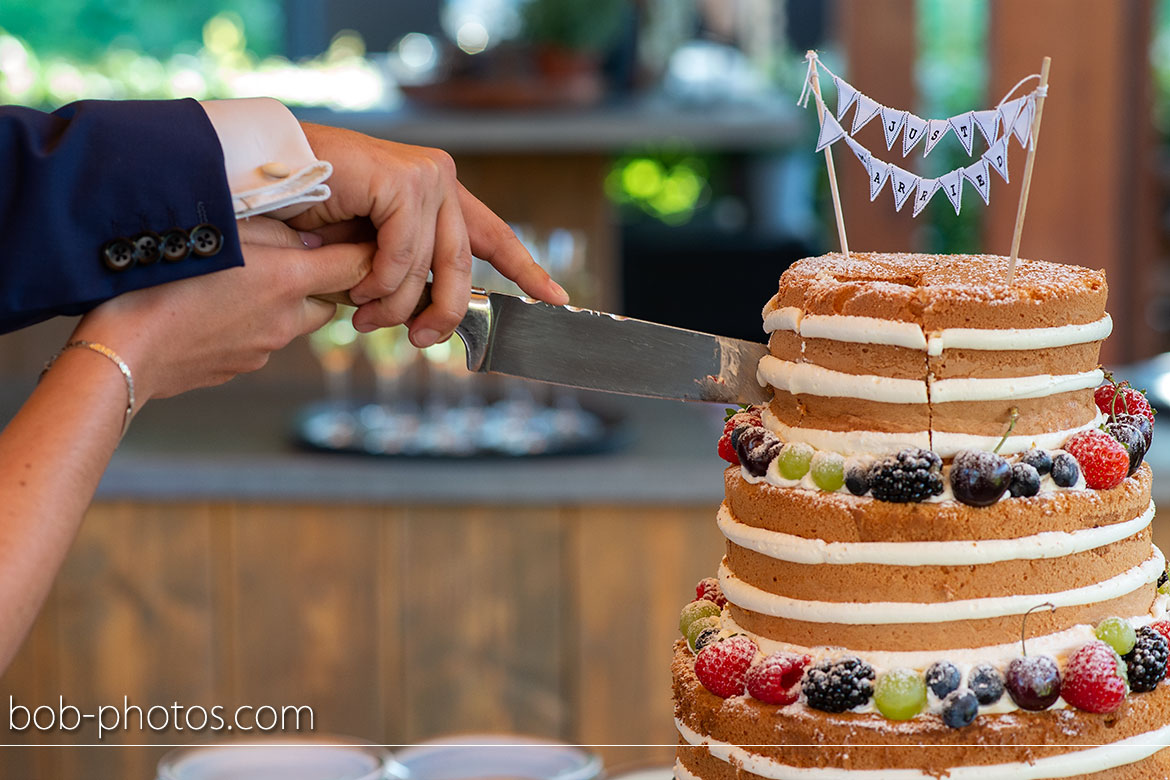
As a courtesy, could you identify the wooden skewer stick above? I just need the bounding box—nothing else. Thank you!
[807,50,850,259]
[1006,56,1051,285]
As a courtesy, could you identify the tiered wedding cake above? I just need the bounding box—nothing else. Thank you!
[673,253,1169,779]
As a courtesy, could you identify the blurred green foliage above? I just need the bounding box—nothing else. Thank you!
[1,0,282,59]
[520,0,628,54]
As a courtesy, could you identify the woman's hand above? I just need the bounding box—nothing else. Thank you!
[71,217,372,405]
[290,123,569,346]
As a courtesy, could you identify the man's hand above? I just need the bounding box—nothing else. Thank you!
[289,123,568,346]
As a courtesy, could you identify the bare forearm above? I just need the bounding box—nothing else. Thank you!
[0,348,127,669]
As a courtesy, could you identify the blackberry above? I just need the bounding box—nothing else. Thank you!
[867,448,944,503]
[941,689,979,729]
[735,426,781,477]
[1018,448,1053,476]
[925,661,961,699]
[802,656,876,713]
[844,462,870,496]
[1051,452,1080,487]
[968,663,1005,705]
[1009,462,1041,498]
[1123,626,1169,693]
[1158,569,1168,592]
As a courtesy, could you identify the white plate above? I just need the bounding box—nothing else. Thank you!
[394,735,602,780]
[157,737,400,780]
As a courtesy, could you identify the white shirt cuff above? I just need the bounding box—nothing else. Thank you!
[198,97,332,219]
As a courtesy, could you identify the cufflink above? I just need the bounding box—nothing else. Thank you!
[132,231,163,265]
[260,161,291,179]
[189,224,224,257]
[101,238,135,272]
[160,228,192,262]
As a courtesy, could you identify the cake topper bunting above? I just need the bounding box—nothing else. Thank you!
[798,51,1051,282]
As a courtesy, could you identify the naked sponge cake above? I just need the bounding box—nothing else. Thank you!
[674,253,1169,779]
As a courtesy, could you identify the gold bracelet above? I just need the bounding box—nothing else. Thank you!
[42,340,136,437]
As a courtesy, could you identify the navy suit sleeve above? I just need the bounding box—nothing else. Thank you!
[0,98,244,334]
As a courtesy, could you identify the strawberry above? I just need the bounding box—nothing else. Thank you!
[1064,430,1130,490]
[1062,640,1129,713]
[717,433,739,465]
[694,635,757,698]
[695,577,728,608]
[746,652,812,705]
[1149,620,1170,644]
[1094,382,1155,424]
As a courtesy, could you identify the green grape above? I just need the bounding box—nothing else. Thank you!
[874,668,927,721]
[778,442,814,480]
[810,451,846,491]
[1095,617,1137,655]
[686,616,721,649]
[679,599,720,636]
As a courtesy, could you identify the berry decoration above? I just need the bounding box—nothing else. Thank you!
[693,627,722,653]
[745,652,812,706]
[868,448,944,503]
[810,451,846,491]
[873,668,927,720]
[949,450,1012,507]
[925,661,961,699]
[1051,452,1081,487]
[1116,412,1154,450]
[686,616,721,651]
[695,577,728,608]
[735,427,782,478]
[1065,430,1129,490]
[1008,462,1041,498]
[844,461,870,496]
[693,635,758,698]
[1122,626,1168,693]
[1095,616,1137,656]
[1104,420,1147,477]
[1151,620,1170,643]
[1018,449,1053,476]
[941,689,979,729]
[802,657,875,713]
[1062,640,1129,713]
[1159,569,1170,596]
[778,442,815,480]
[968,663,1005,705]
[679,599,721,636]
[1094,380,1155,424]
[717,434,739,465]
[1006,602,1062,711]
[719,408,763,465]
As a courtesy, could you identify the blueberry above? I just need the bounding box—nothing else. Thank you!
[1051,452,1080,487]
[845,463,870,496]
[1009,462,1041,498]
[1018,448,1053,476]
[693,627,721,653]
[949,450,1011,507]
[925,661,961,699]
[941,689,979,729]
[968,663,1004,705]
[1104,421,1146,477]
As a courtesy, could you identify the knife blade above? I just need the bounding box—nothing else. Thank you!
[314,286,771,405]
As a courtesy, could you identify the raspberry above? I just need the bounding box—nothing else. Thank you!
[717,433,739,465]
[1062,640,1129,713]
[695,577,728,608]
[1095,382,1155,424]
[745,652,811,705]
[1149,620,1170,644]
[1123,626,1168,693]
[868,448,944,503]
[1065,430,1130,490]
[694,636,757,698]
[802,656,875,712]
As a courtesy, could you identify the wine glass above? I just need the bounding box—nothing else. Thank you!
[306,309,360,446]
[358,325,420,453]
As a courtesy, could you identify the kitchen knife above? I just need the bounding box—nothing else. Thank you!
[315,286,771,405]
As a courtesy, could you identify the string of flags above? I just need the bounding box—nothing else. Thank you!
[798,52,1049,218]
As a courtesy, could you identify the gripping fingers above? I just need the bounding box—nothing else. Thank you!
[349,196,430,305]
[408,198,473,347]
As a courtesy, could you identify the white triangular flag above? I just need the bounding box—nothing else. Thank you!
[867,156,891,201]
[1012,97,1035,148]
[834,76,859,121]
[923,119,951,157]
[881,106,908,151]
[962,158,992,204]
[902,113,928,156]
[912,177,940,217]
[997,97,1026,136]
[844,134,871,166]
[985,136,1010,183]
[938,168,963,215]
[815,111,847,153]
[889,165,919,212]
[948,111,976,155]
[852,94,882,134]
[972,109,1000,147]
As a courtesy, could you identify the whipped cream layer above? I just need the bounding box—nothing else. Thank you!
[675,717,1170,780]
[717,548,1165,624]
[717,502,1155,566]
[762,305,1113,355]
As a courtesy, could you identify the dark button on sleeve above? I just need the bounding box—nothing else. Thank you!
[160,228,192,262]
[132,231,162,265]
[101,238,135,271]
[189,223,223,257]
